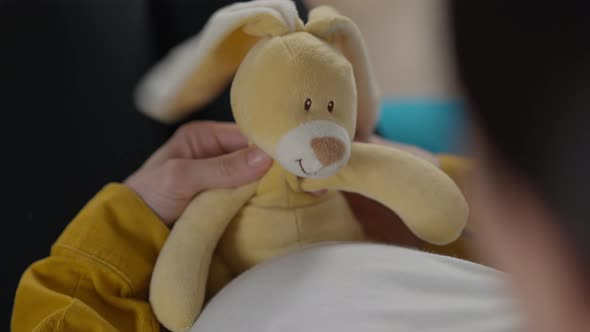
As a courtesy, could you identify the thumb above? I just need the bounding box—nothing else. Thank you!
[186,146,272,192]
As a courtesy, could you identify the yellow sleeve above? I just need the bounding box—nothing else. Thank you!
[420,154,481,263]
[12,183,169,332]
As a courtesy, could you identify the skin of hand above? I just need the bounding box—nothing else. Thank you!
[124,121,273,226]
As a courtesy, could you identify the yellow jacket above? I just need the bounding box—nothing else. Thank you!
[12,184,169,331]
[11,155,473,332]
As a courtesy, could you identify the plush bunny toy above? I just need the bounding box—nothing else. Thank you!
[135,1,469,331]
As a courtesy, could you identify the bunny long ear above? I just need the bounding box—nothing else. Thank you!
[305,6,380,139]
[135,0,303,123]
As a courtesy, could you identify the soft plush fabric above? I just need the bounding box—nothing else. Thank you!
[420,154,477,261]
[136,1,469,331]
[192,243,522,332]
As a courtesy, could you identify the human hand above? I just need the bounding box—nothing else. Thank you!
[124,121,272,225]
[345,134,439,247]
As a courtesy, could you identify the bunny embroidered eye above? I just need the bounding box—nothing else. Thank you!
[304,98,312,111]
[327,101,334,113]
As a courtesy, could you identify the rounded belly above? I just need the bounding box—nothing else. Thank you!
[217,192,364,274]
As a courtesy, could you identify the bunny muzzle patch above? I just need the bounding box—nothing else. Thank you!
[275,120,351,178]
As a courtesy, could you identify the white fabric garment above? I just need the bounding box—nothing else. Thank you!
[191,243,523,332]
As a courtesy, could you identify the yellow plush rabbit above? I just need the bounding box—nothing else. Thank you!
[134,1,469,331]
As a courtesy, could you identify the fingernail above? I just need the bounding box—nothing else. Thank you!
[247,148,271,167]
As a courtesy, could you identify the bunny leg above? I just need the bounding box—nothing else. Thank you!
[150,182,258,332]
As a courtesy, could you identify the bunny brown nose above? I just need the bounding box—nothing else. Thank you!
[311,136,346,166]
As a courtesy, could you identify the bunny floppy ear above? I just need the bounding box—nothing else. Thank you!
[305,6,380,139]
[135,0,304,123]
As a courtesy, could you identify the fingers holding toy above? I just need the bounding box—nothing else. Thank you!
[125,121,272,225]
[142,121,250,168]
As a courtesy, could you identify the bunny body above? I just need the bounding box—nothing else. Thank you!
[135,2,469,331]
[205,30,366,295]
[209,163,364,295]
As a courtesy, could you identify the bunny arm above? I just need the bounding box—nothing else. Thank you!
[300,143,469,245]
[150,182,259,332]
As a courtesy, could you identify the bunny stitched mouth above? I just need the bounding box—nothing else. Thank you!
[296,159,318,175]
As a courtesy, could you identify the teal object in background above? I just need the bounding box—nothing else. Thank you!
[376,98,469,154]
